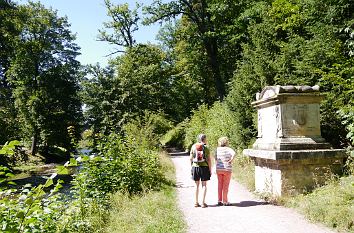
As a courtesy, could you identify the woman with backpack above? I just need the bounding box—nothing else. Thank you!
[215,136,235,206]
[190,134,212,208]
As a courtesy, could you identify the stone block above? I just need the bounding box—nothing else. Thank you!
[243,85,347,197]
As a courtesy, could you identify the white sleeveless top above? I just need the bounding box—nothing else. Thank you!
[215,147,235,172]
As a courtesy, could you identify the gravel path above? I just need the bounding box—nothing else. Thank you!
[170,152,335,233]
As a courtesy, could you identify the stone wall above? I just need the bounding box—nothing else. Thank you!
[253,156,344,196]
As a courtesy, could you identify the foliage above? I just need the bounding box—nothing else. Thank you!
[111,44,173,119]
[156,20,207,117]
[0,140,21,156]
[0,180,66,233]
[232,153,255,191]
[123,111,173,149]
[144,0,251,101]
[160,120,188,149]
[81,44,179,135]
[338,106,354,175]
[98,0,140,50]
[226,0,354,148]
[105,188,185,233]
[0,141,68,233]
[104,152,185,233]
[184,104,209,150]
[76,133,164,198]
[0,138,170,233]
[78,129,94,149]
[286,176,354,232]
[0,165,15,186]
[57,182,108,233]
[338,106,354,146]
[0,0,21,145]
[184,101,240,151]
[0,140,22,167]
[1,1,83,156]
[0,141,97,232]
[80,64,118,136]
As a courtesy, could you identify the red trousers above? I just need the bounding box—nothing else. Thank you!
[216,170,232,203]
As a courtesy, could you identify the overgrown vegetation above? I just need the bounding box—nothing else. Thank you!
[104,152,185,233]
[0,111,183,232]
[285,176,354,232]
[1,0,353,232]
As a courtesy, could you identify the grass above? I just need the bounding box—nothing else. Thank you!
[102,151,186,233]
[285,175,354,233]
[232,152,255,191]
[105,188,185,233]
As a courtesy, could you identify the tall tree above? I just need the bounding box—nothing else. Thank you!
[144,0,250,102]
[82,44,176,135]
[7,2,82,155]
[113,44,172,119]
[98,0,140,53]
[227,0,354,148]
[0,0,20,143]
[81,64,119,136]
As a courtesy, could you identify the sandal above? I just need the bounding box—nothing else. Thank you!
[194,203,201,207]
[223,202,231,206]
[202,203,208,208]
[217,202,223,206]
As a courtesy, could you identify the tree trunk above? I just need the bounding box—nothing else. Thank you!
[31,132,38,156]
[204,38,225,102]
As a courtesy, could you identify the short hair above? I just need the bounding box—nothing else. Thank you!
[218,136,229,147]
[197,134,206,142]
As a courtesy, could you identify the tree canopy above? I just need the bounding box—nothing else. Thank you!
[0,1,82,156]
[0,0,353,157]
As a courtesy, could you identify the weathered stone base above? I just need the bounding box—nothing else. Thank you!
[243,149,346,196]
[252,137,331,150]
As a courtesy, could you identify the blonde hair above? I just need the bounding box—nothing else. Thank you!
[218,136,229,147]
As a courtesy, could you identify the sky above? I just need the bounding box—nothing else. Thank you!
[18,0,161,67]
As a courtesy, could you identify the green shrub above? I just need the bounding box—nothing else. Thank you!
[203,101,240,150]
[0,177,68,232]
[183,101,248,152]
[0,133,169,232]
[184,104,209,150]
[56,196,107,233]
[0,140,23,167]
[76,133,163,198]
[0,142,71,232]
[104,152,185,233]
[160,120,188,149]
[123,111,173,149]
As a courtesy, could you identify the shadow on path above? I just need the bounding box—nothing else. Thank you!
[165,147,189,157]
[169,152,189,157]
[189,201,269,208]
[175,182,194,188]
[233,201,269,207]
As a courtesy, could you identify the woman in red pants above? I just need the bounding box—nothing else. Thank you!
[215,136,235,206]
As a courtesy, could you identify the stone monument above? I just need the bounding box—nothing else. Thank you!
[243,85,346,197]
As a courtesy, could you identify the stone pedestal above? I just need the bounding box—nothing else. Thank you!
[243,85,346,197]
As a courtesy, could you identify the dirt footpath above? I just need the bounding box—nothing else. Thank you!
[170,152,334,233]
